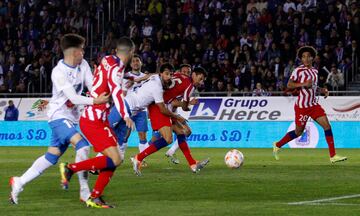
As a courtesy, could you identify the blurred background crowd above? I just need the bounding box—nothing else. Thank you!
[0,0,359,96]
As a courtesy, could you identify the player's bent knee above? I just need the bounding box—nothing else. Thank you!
[112,157,122,166]
[45,152,60,165]
[106,156,121,167]
[295,128,304,136]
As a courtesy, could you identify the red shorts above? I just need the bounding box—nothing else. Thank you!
[294,104,326,127]
[79,117,117,152]
[148,103,172,130]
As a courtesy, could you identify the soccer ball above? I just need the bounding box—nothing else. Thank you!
[224,149,244,168]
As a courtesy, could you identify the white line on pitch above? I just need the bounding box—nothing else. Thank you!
[288,194,360,205]
[305,202,360,206]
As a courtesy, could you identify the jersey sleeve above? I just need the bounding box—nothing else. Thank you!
[153,82,164,104]
[290,68,299,81]
[108,63,129,119]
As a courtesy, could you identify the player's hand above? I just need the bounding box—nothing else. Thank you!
[93,92,110,104]
[189,98,199,105]
[124,117,135,131]
[181,102,190,111]
[302,80,313,88]
[126,80,134,89]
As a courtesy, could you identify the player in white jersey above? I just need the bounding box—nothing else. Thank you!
[9,34,109,205]
[108,65,174,154]
[273,46,347,163]
[121,54,151,157]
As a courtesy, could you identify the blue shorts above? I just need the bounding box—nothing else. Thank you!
[132,111,148,132]
[108,103,148,145]
[49,118,78,154]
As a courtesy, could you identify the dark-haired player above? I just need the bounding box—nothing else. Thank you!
[273,46,347,163]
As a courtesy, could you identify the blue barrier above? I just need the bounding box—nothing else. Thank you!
[0,121,359,148]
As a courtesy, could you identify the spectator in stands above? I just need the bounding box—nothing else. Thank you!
[0,62,3,88]
[327,64,345,91]
[252,82,267,96]
[4,100,18,121]
[0,0,359,95]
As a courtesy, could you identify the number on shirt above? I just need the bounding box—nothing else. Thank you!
[104,127,113,137]
[299,114,309,122]
[168,78,182,89]
[63,120,73,129]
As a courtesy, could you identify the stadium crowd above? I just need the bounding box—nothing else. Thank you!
[0,0,359,95]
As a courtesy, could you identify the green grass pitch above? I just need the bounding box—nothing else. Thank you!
[1,147,360,216]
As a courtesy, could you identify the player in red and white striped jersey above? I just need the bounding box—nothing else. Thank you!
[273,46,347,163]
[131,65,209,175]
[60,37,135,208]
[165,66,210,172]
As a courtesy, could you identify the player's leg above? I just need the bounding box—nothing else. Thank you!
[275,124,304,148]
[10,119,72,204]
[135,111,149,153]
[314,114,347,163]
[165,138,180,164]
[172,121,209,172]
[138,131,148,152]
[136,126,172,162]
[68,133,91,201]
[273,106,306,160]
[130,125,172,176]
[9,146,62,204]
[108,105,131,160]
[132,104,172,163]
[63,122,121,176]
[60,121,121,208]
[273,124,304,160]
[165,120,192,162]
[87,145,120,207]
[69,146,120,209]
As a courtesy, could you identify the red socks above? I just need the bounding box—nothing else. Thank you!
[178,141,196,166]
[137,144,158,161]
[325,129,336,157]
[68,156,108,173]
[276,130,298,148]
[91,169,115,198]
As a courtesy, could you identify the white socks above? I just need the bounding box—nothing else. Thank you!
[166,140,179,156]
[138,142,149,153]
[75,146,90,196]
[19,155,53,186]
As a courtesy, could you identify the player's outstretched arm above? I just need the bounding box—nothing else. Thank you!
[134,73,152,83]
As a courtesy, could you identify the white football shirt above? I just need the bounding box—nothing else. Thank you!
[125,74,164,114]
[47,59,93,123]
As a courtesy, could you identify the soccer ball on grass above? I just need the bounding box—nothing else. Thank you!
[224,149,244,168]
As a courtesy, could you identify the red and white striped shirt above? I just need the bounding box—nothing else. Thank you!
[82,55,128,121]
[290,65,319,108]
[164,72,194,104]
